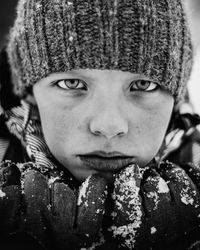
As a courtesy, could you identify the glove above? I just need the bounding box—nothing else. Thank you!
[108,162,200,250]
[21,163,108,250]
[0,161,108,250]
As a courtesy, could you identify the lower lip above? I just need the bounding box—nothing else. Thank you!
[78,156,135,172]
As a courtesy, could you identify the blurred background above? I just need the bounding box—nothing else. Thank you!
[185,0,200,113]
[0,0,17,49]
[0,0,200,113]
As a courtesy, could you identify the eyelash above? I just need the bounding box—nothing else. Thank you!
[52,79,159,93]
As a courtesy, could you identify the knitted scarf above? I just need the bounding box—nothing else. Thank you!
[2,100,200,182]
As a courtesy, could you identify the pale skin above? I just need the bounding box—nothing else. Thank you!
[30,69,174,182]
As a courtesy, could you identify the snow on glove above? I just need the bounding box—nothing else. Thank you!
[109,164,146,249]
[109,162,200,250]
[21,163,108,250]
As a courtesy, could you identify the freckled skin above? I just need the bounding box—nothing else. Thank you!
[32,69,174,182]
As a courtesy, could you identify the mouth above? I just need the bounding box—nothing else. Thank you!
[78,151,135,172]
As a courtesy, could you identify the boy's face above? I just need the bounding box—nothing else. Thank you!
[33,69,174,182]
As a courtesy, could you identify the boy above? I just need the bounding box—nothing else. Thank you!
[1,0,200,249]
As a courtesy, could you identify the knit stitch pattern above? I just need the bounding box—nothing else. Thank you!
[7,0,193,100]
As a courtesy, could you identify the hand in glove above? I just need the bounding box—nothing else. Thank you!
[21,163,108,250]
[0,161,108,250]
[109,162,200,250]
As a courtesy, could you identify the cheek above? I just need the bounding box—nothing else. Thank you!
[129,100,173,166]
[144,111,170,146]
[38,105,83,156]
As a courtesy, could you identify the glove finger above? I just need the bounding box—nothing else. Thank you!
[159,162,200,234]
[0,185,21,233]
[141,168,171,214]
[47,180,77,249]
[50,181,76,232]
[110,164,146,249]
[137,167,176,249]
[112,164,145,225]
[23,169,50,248]
[0,161,22,233]
[76,174,108,241]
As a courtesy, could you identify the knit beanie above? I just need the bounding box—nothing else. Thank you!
[6,0,193,101]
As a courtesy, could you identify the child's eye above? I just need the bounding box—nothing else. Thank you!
[130,80,158,92]
[54,79,86,90]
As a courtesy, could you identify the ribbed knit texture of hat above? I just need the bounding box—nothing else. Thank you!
[7,0,193,100]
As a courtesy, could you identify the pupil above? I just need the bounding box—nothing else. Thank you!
[138,81,150,89]
[67,80,78,88]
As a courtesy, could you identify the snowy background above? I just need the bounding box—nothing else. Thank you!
[0,0,200,113]
[185,0,200,113]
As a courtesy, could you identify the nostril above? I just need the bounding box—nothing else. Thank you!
[93,130,102,136]
[91,129,126,139]
[117,131,126,137]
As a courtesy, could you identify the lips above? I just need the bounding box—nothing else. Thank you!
[78,151,135,172]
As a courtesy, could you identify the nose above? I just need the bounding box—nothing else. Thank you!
[89,101,128,140]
